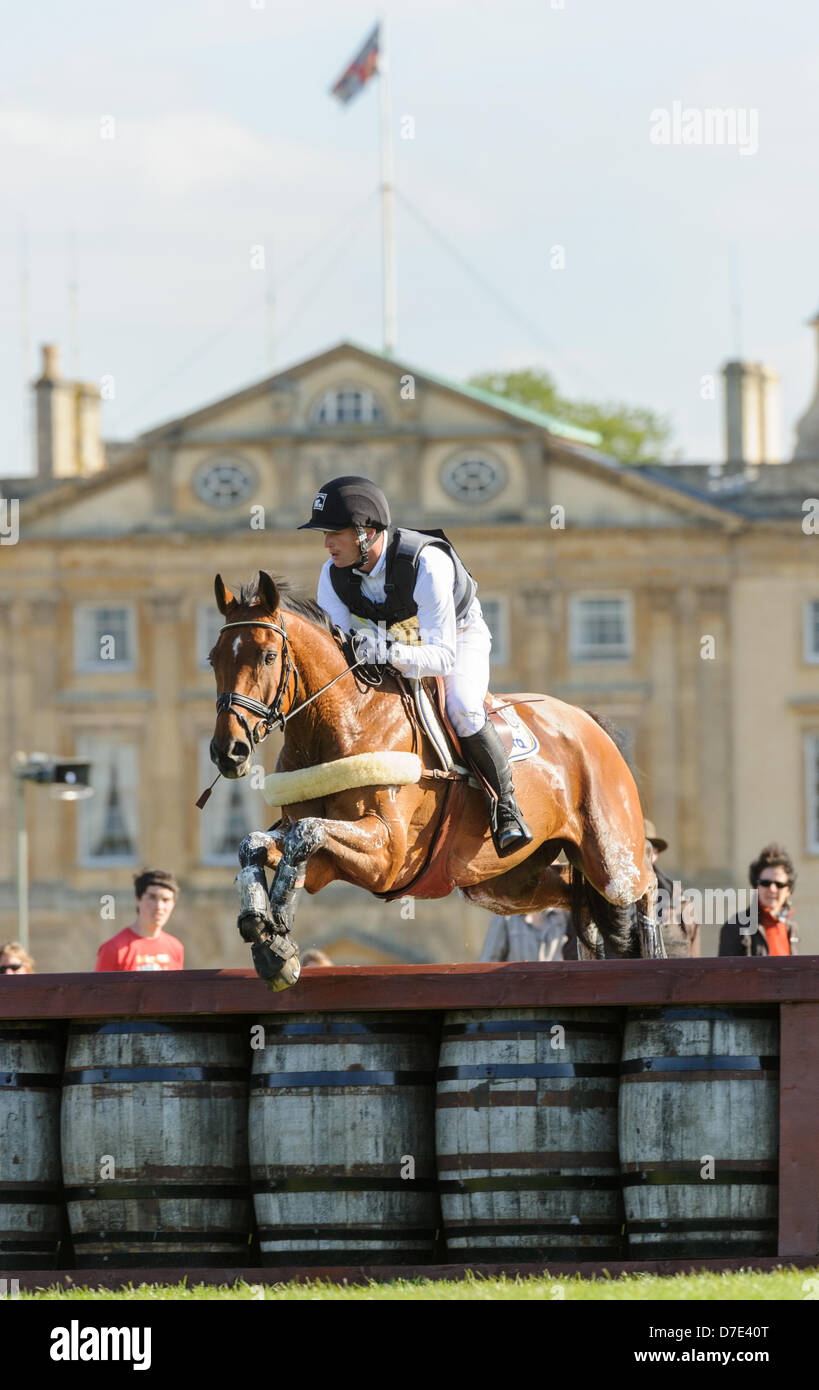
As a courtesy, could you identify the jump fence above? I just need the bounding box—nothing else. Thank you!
[1,960,817,1286]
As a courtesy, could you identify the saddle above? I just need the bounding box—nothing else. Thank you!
[417,677,540,774]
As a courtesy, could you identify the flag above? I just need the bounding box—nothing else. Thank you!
[329,24,380,105]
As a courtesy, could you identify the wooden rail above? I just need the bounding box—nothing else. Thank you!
[2,957,818,1018]
[2,960,817,1281]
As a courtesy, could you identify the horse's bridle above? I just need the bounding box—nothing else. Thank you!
[199,611,377,810]
[215,618,299,754]
[213,616,367,757]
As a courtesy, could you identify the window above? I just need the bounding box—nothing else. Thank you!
[481,597,510,666]
[313,388,383,425]
[803,601,819,664]
[198,605,224,670]
[198,736,260,864]
[569,594,633,663]
[805,734,819,854]
[74,605,136,672]
[76,736,139,866]
[193,457,257,508]
[440,450,507,504]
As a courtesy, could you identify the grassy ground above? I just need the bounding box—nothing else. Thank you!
[16,1267,819,1300]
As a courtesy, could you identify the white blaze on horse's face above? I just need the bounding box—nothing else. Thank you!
[233,636,242,659]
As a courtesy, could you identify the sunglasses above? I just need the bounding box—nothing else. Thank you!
[0,962,24,973]
[757,878,790,890]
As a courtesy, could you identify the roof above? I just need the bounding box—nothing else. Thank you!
[637,459,819,521]
[350,342,604,446]
[138,339,604,446]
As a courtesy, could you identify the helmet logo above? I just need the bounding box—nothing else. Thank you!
[313,492,326,511]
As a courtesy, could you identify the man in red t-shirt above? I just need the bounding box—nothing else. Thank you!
[95,869,184,972]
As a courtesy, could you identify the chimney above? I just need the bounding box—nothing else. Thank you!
[34,343,105,480]
[794,310,819,460]
[722,361,782,468]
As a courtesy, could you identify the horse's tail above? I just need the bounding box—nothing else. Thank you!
[569,865,639,958]
[585,882,640,958]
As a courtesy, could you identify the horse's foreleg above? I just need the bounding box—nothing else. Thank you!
[248,813,404,895]
[236,814,403,989]
[292,813,404,893]
[236,826,309,991]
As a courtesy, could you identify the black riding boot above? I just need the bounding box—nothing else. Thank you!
[461,719,533,858]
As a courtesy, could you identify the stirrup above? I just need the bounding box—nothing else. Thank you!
[489,798,534,858]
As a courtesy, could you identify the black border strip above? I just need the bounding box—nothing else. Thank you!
[63,1067,248,1084]
[621,1055,778,1073]
[65,1183,249,1200]
[438,1063,619,1080]
[252,1070,435,1088]
[621,1169,776,1186]
[0,1072,61,1088]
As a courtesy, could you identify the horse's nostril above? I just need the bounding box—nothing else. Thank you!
[211,738,250,769]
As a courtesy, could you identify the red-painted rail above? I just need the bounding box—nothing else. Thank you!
[1,957,818,1018]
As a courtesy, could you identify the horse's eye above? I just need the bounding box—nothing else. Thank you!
[264,650,277,665]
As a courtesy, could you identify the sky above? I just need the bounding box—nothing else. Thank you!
[2,0,819,474]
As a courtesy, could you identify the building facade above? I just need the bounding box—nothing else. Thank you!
[1,338,817,969]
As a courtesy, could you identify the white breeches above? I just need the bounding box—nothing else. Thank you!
[445,617,491,737]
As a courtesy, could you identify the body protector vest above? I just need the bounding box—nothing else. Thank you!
[329,527,477,629]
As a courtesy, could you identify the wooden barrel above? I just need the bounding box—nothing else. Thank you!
[250,1012,440,1264]
[436,1008,624,1260]
[619,1006,779,1258]
[0,1021,66,1269]
[61,1019,252,1267]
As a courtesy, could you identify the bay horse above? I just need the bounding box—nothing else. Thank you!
[207,571,663,988]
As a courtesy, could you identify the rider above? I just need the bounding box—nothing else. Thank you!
[299,474,533,858]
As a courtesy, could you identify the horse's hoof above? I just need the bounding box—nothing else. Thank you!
[266,955,302,992]
[250,938,301,990]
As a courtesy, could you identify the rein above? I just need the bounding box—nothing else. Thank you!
[197,616,364,809]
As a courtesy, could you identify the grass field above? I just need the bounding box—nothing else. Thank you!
[16,1267,819,1300]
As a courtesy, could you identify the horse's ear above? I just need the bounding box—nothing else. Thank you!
[257,571,280,614]
[214,575,234,616]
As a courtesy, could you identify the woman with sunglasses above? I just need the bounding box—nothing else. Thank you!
[0,941,35,975]
[718,843,799,956]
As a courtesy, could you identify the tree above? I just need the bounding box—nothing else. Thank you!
[469,368,673,466]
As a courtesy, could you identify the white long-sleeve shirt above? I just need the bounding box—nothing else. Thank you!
[317,541,483,679]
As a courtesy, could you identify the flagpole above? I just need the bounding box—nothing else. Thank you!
[378,17,397,354]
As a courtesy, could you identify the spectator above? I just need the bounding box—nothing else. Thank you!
[646,819,700,958]
[95,870,184,972]
[0,941,35,975]
[479,908,570,962]
[719,843,798,957]
[301,948,334,967]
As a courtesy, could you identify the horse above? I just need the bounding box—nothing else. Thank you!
[206,571,663,988]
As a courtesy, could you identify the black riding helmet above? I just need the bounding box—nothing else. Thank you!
[299,476,391,533]
[299,476,391,563]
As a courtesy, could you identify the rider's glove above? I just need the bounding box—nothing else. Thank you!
[350,628,395,667]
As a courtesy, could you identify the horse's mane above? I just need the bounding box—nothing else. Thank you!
[235,576,335,633]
